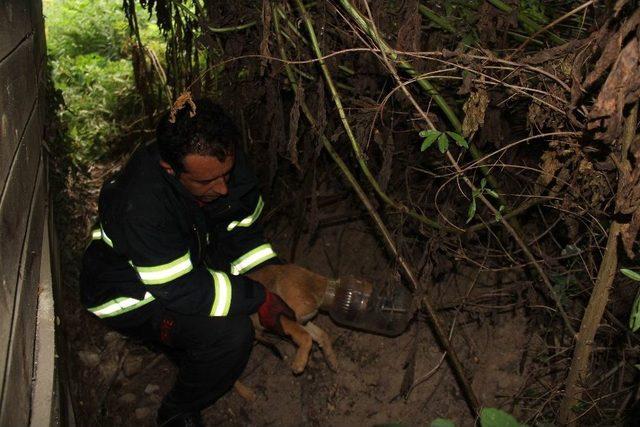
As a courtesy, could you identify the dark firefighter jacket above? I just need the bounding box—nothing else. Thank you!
[80,141,278,320]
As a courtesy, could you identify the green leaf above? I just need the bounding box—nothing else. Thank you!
[630,289,640,332]
[420,129,441,139]
[437,132,450,153]
[480,408,521,427]
[621,268,640,282]
[480,178,487,188]
[466,198,476,223]
[431,419,455,427]
[421,131,441,151]
[446,131,469,148]
[485,189,499,199]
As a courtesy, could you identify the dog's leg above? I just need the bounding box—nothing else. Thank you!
[303,321,338,371]
[281,316,313,374]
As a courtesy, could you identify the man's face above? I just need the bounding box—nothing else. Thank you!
[173,153,235,203]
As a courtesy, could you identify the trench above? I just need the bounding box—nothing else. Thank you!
[44,1,640,425]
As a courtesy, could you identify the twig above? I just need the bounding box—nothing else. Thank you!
[558,103,639,426]
[204,22,257,33]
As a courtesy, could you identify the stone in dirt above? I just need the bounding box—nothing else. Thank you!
[144,384,160,395]
[98,357,120,380]
[118,393,137,405]
[123,355,143,377]
[135,407,152,420]
[104,331,122,344]
[146,393,161,404]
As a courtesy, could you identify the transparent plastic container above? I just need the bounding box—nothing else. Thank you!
[321,276,414,336]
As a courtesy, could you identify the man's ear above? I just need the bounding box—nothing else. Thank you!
[159,160,175,176]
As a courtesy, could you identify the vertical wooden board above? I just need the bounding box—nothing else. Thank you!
[0,102,41,390]
[36,59,47,140]
[0,160,45,427]
[0,37,37,193]
[31,0,46,158]
[28,0,45,72]
[0,0,32,60]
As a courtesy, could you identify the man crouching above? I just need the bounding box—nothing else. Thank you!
[80,99,293,426]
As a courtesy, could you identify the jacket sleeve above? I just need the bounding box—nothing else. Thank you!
[112,215,266,317]
[204,148,280,276]
[207,186,281,276]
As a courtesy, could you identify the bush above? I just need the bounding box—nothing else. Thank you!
[45,0,164,164]
[46,0,129,59]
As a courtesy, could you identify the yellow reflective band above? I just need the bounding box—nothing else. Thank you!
[100,224,114,248]
[230,243,277,275]
[88,292,155,318]
[227,196,265,231]
[209,270,232,316]
[91,229,102,240]
[134,251,193,285]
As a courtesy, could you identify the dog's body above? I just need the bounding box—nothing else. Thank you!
[247,264,339,373]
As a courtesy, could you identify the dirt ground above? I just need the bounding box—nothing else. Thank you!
[62,206,542,426]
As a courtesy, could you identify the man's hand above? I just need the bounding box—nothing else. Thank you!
[258,290,295,336]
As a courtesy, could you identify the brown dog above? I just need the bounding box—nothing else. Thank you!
[247,263,345,374]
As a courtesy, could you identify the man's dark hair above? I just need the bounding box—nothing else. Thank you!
[156,99,239,174]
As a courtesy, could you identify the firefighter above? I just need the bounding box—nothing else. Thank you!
[80,99,294,426]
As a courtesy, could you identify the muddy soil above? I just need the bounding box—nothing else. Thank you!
[62,203,539,426]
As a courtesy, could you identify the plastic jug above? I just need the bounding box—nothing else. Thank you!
[321,276,413,336]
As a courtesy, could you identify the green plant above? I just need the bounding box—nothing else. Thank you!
[53,54,139,162]
[429,408,527,427]
[419,129,469,153]
[621,268,640,331]
[467,178,501,223]
[417,130,503,224]
[551,273,579,306]
[45,0,165,164]
[480,408,525,427]
[431,419,455,427]
[46,0,129,59]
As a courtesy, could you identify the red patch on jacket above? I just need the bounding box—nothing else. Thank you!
[159,318,175,345]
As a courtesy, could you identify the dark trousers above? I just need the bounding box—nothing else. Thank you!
[103,302,254,415]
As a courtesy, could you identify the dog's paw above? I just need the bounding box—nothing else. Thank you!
[291,359,307,375]
[304,322,338,372]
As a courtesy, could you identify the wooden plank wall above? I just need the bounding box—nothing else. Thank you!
[0,0,50,424]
